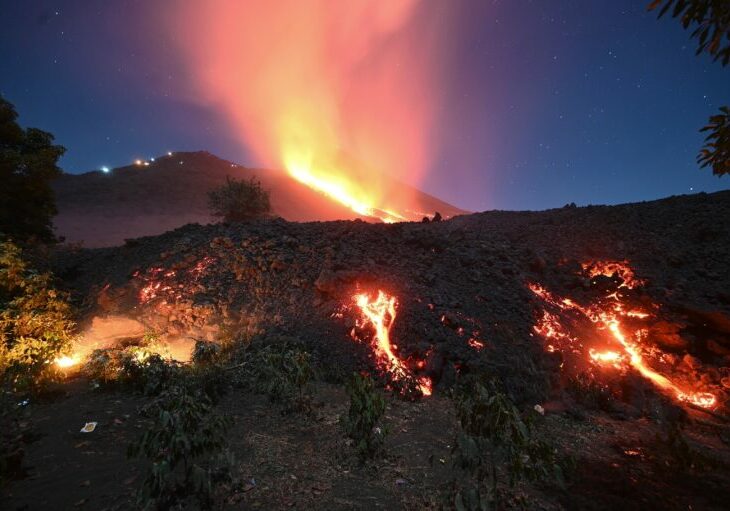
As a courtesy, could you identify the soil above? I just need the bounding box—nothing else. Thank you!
[3,189,730,509]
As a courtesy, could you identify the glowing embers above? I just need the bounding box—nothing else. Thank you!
[352,290,431,397]
[438,309,487,352]
[134,256,216,304]
[529,262,717,409]
[581,260,643,289]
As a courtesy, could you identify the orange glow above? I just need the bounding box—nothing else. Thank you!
[353,290,431,396]
[167,1,453,222]
[286,158,405,223]
[581,260,643,289]
[467,338,485,350]
[530,261,717,409]
[55,355,79,369]
[589,349,622,365]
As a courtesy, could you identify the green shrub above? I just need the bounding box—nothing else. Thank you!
[83,346,181,396]
[128,383,234,510]
[452,379,566,510]
[0,240,76,393]
[121,352,182,396]
[192,339,222,365]
[208,176,271,223]
[190,341,229,404]
[246,340,314,413]
[341,372,387,459]
[83,348,125,385]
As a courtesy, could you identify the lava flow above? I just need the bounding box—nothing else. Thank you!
[286,157,406,223]
[353,290,432,396]
[135,256,216,304]
[529,261,717,409]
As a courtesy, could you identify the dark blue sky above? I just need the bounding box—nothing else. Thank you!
[1,0,727,211]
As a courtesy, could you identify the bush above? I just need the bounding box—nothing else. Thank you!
[341,372,387,459]
[0,240,76,393]
[83,331,183,396]
[190,340,229,403]
[121,352,182,396]
[452,379,567,510]
[192,339,222,365]
[246,340,315,413]
[128,383,234,510]
[208,176,271,222]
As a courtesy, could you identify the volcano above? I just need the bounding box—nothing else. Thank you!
[52,151,467,247]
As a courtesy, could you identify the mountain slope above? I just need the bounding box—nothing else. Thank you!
[52,151,467,247]
[33,189,730,510]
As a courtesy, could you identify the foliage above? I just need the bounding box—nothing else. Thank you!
[649,1,730,175]
[566,371,614,411]
[83,331,184,396]
[451,379,566,510]
[0,240,75,393]
[208,176,271,223]
[0,96,66,242]
[190,341,229,404]
[83,336,235,507]
[245,339,315,412]
[341,372,388,459]
[83,348,126,385]
[698,106,730,175]
[128,383,234,510]
[649,0,730,65]
[192,338,223,365]
[121,352,183,396]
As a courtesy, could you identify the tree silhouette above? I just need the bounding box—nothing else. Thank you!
[207,176,271,223]
[649,0,729,176]
[0,96,66,241]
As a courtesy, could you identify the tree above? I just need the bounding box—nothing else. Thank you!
[649,1,730,175]
[698,106,730,175]
[207,176,271,222]
[0,240,75,393]
[0,96,66,241]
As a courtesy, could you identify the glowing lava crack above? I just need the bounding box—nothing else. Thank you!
[353,290,432,396]
[529,261,717,409]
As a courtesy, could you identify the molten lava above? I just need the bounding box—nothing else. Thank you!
[286,158,406,223]
[529,262,717,409]
[353,290,432,396]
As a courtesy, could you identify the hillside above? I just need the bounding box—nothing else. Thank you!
[5,189,727,509]
[52,151,468,247]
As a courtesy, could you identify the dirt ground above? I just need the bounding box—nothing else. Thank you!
[2,375,730,510]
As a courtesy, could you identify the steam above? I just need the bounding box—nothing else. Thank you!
[166,0,451,214]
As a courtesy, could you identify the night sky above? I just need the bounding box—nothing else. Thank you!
[1,0,727,212]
